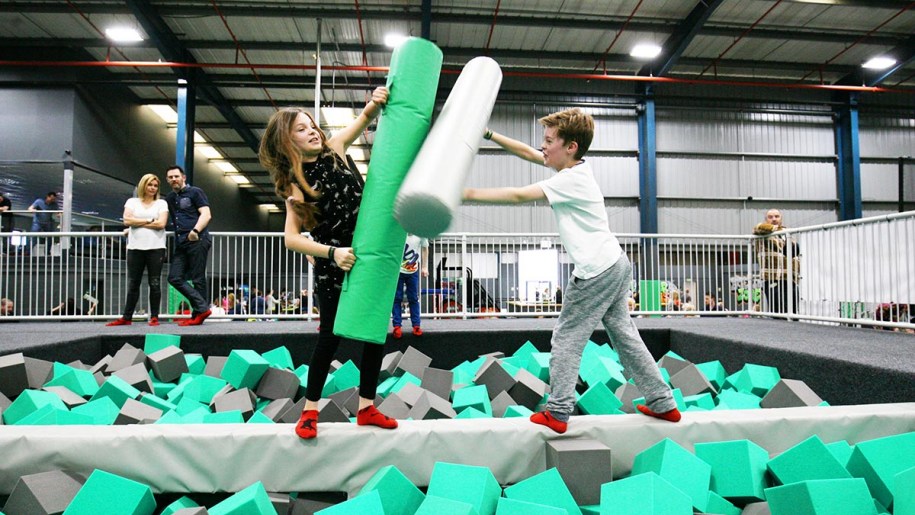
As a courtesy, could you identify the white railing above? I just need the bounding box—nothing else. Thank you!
[1,213,913,332]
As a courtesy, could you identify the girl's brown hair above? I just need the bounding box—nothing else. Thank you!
[258,108,334,230]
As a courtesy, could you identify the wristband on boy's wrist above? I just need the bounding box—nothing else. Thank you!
[191,228,199,234]
[484,129,493,140]
[328,246,336,261]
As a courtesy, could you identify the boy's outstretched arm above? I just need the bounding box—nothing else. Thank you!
[463,184,546,205]
[485,128,544,165]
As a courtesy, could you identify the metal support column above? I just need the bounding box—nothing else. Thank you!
[176,75,197,183]
[834,93,862,221]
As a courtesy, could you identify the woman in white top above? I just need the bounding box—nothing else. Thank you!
[107,174,169,326]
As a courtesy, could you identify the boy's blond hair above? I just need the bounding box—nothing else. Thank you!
[539,108,594,160]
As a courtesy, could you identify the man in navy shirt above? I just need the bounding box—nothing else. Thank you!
[28,191,58,232]
[165,166,213,326]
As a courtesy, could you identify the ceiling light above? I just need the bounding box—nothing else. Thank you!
[862,56,896,70]
[228,175,250,185]
[215,162,237,173]
[384,34,409,49]
[630,43,662,59]
[198,146,222,159]
[193,131,206,143]
[321,107,356,127]
[105,27,143,43]
[147,105,178,124]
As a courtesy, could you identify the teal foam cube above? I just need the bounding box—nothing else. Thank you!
[139,393,177,414]
[705,491,740,515]
[767,435,851,486]
[496,497,566,515]
[453,385,492,416]
[247,411,276,424]
[204,410,244,424]
[631,438,711,511]
[503,468,582,515]
[415,495,478,515]
[765,478,877,515]
[315,490,384,514]
[143,333,181,354]
[63,469,155,515]
[209,481,276,515]
[332,360,361,392]
[3,389,67,424]
[683,393,715,410]
[390,372,421,395]
[90,376,141,408]
[714,389,761,410]
[456,406,490,419]
[220,350,269,389]
[581,356,626,392]
[44,368,99,397]
[185,354,206,375]
[577,382,624,415]
[599,472,693,515]
[182,375,228,404]
[894,465,915,515]
[695,361,727,391]
[261,346,294,369]
[358,465,425,515]
[512,340,540,364]
[846,431,915,509]
[427,462,501,515]
[731,364,780,397]
[72,397,120,425]
[825,440,854,467]
[503,405,533,418]
[161,496,199,515]
[525,352,551,382]
[14,404,94,425]
[694,439,769,502]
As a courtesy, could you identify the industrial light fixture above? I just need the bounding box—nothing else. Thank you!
[384,34,409,49]
[630,43,662,59]
[147,105,178,124]
[198,146,223,159]
[227,175,250,185]
[320,107,356,127]
[862,56,896,70]
[105,27,143,42]
[214,162,238,173]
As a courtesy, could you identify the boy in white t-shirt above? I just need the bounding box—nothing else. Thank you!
[463,108,680,433]
[392,234,429,338]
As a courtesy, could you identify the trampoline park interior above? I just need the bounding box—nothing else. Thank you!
[2,1,915,514]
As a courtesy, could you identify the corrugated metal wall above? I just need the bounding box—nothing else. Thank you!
[452,99,913,235]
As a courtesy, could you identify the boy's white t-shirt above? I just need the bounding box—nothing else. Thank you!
[537,160,622,279]
[400,235,429,274]
[125,197,168,250]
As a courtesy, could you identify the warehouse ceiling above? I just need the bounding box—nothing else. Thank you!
[1,0,914,209]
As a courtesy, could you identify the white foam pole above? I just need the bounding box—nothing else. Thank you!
[394,56,502,239]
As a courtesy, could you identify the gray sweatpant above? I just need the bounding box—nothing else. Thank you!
[546,254,676,420]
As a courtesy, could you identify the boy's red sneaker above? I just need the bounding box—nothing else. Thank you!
[356,405,398,429]
[148,317,159,327]
[530,410,567,434]
[295,409,319,439]
[179,309,211,326]
[412,326,423,337]
[637,404,682,422]
[392,326,403,339]
[106,318,131,327]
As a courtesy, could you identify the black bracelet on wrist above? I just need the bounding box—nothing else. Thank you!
[484,129,493,140]
[191,228,199,234]
[328,246,336,261]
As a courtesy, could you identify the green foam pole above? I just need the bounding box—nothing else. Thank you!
[334,37,442,344]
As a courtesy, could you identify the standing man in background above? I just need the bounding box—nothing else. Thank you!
[0,192,12,254]
[28,191,58,232]
[392,234,428,338]
[753,209,800,315]
[165,166,213,326]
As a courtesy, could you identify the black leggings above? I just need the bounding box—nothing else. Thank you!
[123,248,165,319]
[304,288,385,402]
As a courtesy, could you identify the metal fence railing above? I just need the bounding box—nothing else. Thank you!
[1,212,913,332]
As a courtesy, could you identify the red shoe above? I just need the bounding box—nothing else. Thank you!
[148,317,159,327]
[412,326,423,337]
[295,410,319,439]
[106,318,131,327]
[530,410,568,434]
[179,309,211,327]
[637,404,682,422]
[392,326,403,339]
[356,405,398,429]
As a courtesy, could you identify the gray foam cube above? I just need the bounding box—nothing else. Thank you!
[214,388,256,420]
[317,398,350,423]
[669,363,717,397]
[25,357,54,389]
[396,382,428,407]
[479,351,505,360]
[204,356,228,378]
[42,386,87,408]
[147,346,188,383]
[615,382,642,413]
[547,438,612,505]
[261,398,296,422]
[173,509,209,515]
[0,353,29,397]
[280,397,309,424]
[209,384,235,407]
[269,492,292,515]
[90,355,112,375]
[112,362,154,394]
[290,492,347,515]
[474,357,516,400]
[658,355,691,377]
[380,351,403,380]
[115,398,164,424]
[490,390,517,418]
[741,501,771,514]
[508,368,548,410]
[1,391,11,411]
[408,391,457,420]
[760,379,823,408]
[107,344,147,373]
[256,368,300,401]
[66,360,90,370]
[420,367,454,401]
[376,392,412,420]
[2,470,86,515]
[328,387,358,416]
[395,346,432,378]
